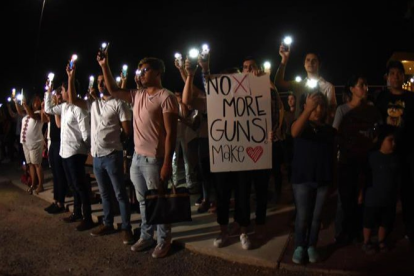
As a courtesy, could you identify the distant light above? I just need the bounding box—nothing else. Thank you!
[100,93,103,98]
[202,44,209,51]
[16,94,23,101]
[410,68,412,71]
[306,78,318,88]
[44,85,49,90]
[410,78,414,83]
[77,94,80,98]
[174,52,182,60]
[71,54,78,62]
[189,48,199,59]
[101,42,107,49]
[0,103,2,108]
[295,76,302,82]
[48,72,55,82]
[7,97,11,102]
[116,76,121,83]
[89,76,94,82]
[12,88,16,97]
[401,60,408,63]
[283,36,293,45]
[84,95,88,100]
[136,69,141,76]
[263,61,271,70]
[123,65,128,71]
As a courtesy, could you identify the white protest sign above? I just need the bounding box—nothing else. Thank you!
[205,73,272,172]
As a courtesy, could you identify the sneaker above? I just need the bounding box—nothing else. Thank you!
[131,238,155,252]
[307,246,320,263]
[44,203,56,212]
[63,213,83,223]
[76,219,95,231]
[361,243,376,255]
[195,196,203,206]
[90,224,115,237]
[122,229,135,245]
[292,246,305,264]
[47,204,66,214]
[152,242,171,258]
[213,234,229,248]
[240,233,251,250]
[197,200,210,213]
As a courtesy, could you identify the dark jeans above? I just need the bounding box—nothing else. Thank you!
[401,153,414,239]
[337,161,366,240]
[272,141,284,203]
[215,172,237,226]
[49,141,67,205]
[236,170,271,227]
[293,183,328,248]
[62,154,91,220]
[198,138,213,201]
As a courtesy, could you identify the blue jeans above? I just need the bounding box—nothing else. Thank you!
[172,137,193,187]
[293,183,328,248]
[93,151,131,230]
[130,153,171,244]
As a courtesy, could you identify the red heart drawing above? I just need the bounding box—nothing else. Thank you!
[246,146,263,163]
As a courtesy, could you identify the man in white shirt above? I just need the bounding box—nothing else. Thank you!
[68,72,134,245]
[44,78,93,232]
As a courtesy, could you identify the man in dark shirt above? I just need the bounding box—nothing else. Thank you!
[375,60,414,243]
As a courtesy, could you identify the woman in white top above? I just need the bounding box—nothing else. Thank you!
[15,95,47,194]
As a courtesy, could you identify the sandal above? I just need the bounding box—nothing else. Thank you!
[27,185,35,195]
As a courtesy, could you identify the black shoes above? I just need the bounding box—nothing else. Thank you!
[63,213,83,223]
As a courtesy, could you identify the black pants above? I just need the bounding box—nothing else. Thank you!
[62,154,91,220]
[215,172,237,226]
[236,169,271,227]
[400,153,414,239]
[337,160,366,240]
[49,141,68,205]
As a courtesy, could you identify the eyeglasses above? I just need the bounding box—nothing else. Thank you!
[139,67,152,76]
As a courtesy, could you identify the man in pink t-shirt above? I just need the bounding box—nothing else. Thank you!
[98,50,178,259]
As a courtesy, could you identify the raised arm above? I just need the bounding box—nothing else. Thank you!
[274,43,293,92]
[14,98,26,117]
[97,47,132,103]
[66,65,89,110]
[44,81,62,115]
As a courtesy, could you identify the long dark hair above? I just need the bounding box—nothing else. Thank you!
[344,74,367,101]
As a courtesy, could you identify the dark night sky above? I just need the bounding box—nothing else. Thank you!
[3,0,414,101]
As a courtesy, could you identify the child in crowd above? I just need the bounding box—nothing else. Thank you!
[290,92,336,264]
[362,124,399,254]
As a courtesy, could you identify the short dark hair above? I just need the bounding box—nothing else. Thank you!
[386,60,405,75]
[242,56,256,63]
[220,67,241,74]
[344,74,367,99]
[304,52,321,63]
[138,57,165,77]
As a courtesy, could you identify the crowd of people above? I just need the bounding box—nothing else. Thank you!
[0,43,413,264]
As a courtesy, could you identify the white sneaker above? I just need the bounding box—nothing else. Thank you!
[130,238,155,252]
[213,234,229,248]
[240,233,251,250]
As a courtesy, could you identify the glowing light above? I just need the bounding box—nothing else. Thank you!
[306,78,318,89]
[122,64,128,76]
[175,52,183,67]
[283,36,293,45]
[263,61,271,70]
[136,69,141,76]
[201,44,210,60]
[295,76,302,82]
[410,78,414,83]
[89,76,94,89]
[101,42,107,49]
[16,94,23,101]
[12,88,16,98]
[116,77,121,83]
[69,54,78,69]
[7,97,11,102]
[189,48,199,59]
[100,93,103,98]
[48,72,55,82]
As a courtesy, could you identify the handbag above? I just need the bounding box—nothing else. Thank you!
[145,184,192,225]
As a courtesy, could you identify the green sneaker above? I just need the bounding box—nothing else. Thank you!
[292,246,305,264]
[307,246,320,263]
